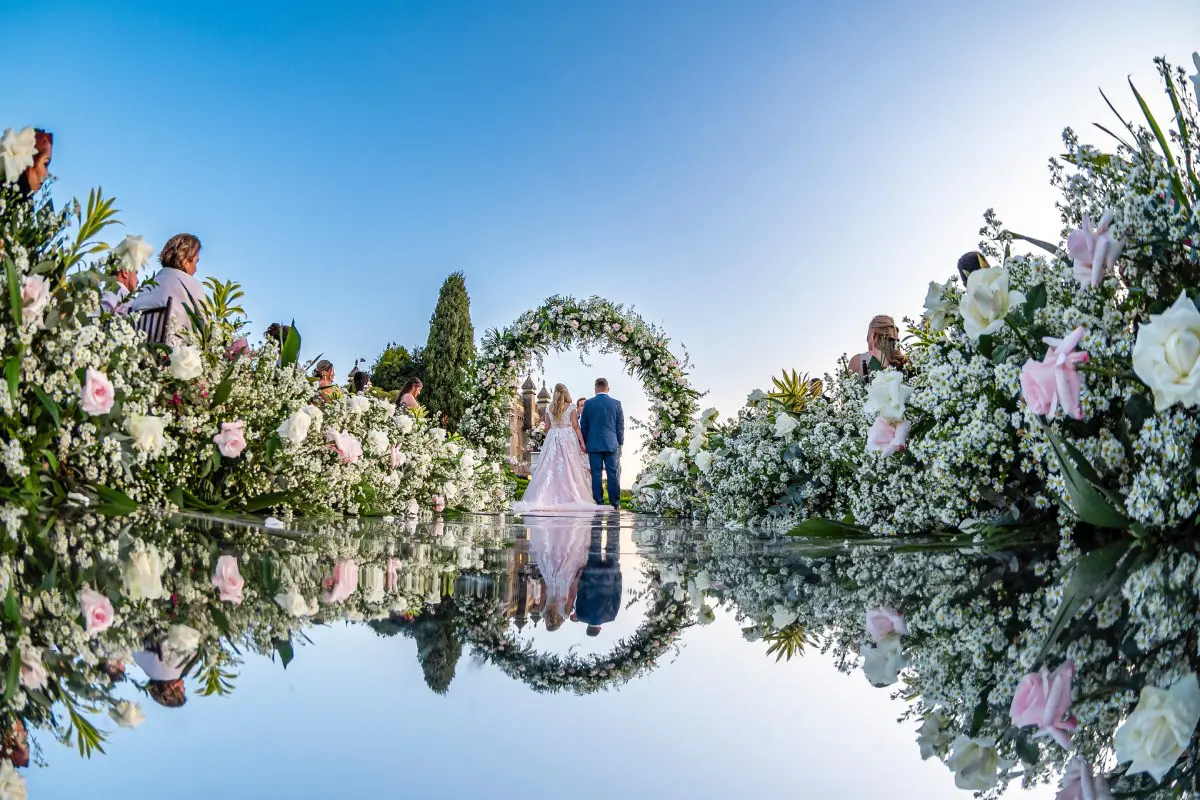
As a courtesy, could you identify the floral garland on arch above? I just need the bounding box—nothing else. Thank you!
[454,578,694,694]
[460,295,699,465]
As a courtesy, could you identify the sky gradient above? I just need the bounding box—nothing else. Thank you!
[6,1,1199,471]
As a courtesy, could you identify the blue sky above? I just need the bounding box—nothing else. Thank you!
[6,1,1199,470]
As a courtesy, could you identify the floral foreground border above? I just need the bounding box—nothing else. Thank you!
[461,295,699,466]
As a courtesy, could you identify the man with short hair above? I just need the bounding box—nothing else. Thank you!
[578,377,624,509]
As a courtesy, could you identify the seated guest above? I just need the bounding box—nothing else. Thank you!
[16,128,53,198]
[850,315,906,376]
[957,251,989,283]
[353,370,373,394]
[313,359,339,403]
[399,377,423,410]
[99,268,138,313]
[128,233,205,338]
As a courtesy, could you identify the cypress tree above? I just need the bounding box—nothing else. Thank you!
[421,272,475,431]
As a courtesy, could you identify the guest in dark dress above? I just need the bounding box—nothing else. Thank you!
[572,515,622,637]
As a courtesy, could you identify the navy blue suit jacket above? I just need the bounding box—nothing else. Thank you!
[579,393,624,453]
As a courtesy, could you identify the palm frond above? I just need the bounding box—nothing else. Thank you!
[768,369,824,413]
[763,622,810,662]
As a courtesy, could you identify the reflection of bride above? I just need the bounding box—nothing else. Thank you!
[512,384,596,514]
[528,517,590,631]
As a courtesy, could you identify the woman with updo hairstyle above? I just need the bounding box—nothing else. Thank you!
[399,377,423,410]
[313,359,339,403]
[16,129,53,198]
[850,315,906,376]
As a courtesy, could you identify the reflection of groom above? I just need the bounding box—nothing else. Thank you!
[579,377,623,509]
[573,515,622,636]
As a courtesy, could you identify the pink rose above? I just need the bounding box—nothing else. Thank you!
[211,555,244,604]
[80,367,115,416]
[386,558,400,592]
[321,560,359,604]
[1010,660,1077,749]
[1056,758,1113,800]
[80,589,115,635]
[1020,328,1088,420]
[1067,211,1123,287]
[433,495,445,513]
[569,320,579,329]
[212,421,247,458]
[225,337,250,359]
[390,444,403,469]
[865,417,910,457]
[325,429,362,464]
[21,274,51,326]
[619,334,628,342]
[865,607,907,642]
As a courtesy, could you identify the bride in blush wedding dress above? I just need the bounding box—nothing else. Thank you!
[512,383,597,514]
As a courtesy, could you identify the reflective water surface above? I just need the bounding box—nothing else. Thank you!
[17,512,1067,799]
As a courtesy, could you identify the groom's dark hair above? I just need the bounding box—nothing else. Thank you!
[595,378,609,391]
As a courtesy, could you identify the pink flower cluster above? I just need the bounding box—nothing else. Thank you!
[865,606,907,641]
[1020,328,1088,420]
[326,429,363,464]
[866,418,910,457]
[213,421,247,458]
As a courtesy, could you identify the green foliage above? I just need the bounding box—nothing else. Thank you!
[768,369,824,413]
[764,622,810,661]
[421,272,476,432]
[201,278,247,326]
[63,188,120,274]
[370,342,424,391]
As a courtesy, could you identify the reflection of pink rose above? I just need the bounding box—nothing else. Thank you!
[390,444,404,469]
[325,429,363,464]
[80,367,116,416]
[211,555,245,604]
[1011,661,1077,749]
[618,334,628,342]
[212,421,247,458]
[81,589,115,635]
[386,558,400,592]
[21,275,51,325]
[225,337,250,359]
[322,560,359,603]
[569,320,579,329]
[433,495,445,513]
[865,607,907,642]
[1055,758,1113,800]
[865,417,910,457]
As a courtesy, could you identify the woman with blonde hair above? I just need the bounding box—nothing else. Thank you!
[850,315,906,376]
[511,382,596,514]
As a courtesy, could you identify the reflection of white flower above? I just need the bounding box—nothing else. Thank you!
[916,711,951,760]
[0,759,27,800]
[123,546,166,601]
[959,267,1024,340]
[275,589,316,617]
[1114,672,1200,783]
[113,235,154,273]
[773,413,799,439]
[946,735,1000,791]
[0,126,36,183]
[1132,292,1200,411]
[109,700,147,729]
[770,604,797,630]
[169,345,204,380]
[922,279,955,332]
[862,637,907,687]
[127,414,167,456]
[863,371,911,421]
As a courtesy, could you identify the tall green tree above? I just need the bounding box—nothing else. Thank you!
[370,343,424,392]
[421,272,475,431]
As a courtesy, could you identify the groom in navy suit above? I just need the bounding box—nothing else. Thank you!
[578,377,624,509]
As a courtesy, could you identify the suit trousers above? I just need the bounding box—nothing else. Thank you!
[587,451,620,508]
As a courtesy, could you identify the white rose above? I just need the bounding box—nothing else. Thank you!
[773,413,799,439]
[123,546,166,601]
[163,624,201,660]
[430,427,447,442]
[1114,672,1200,782]
[367,429,389,456]
[18,644,47,690]
[1133,292,1200,411]
[674,426,687,442]
[862,636,907,687]
[126,414,167,456]
[276,410,312,446]
[959,267,1024,340]
[275,589,316,617]
[946,735,1000,791]
[443,482,458,499]
[915,711,951,760]
[406,499,420,517]
[863,370,911,421]
[0,126,36,183]
[0,760,27,800]
[348,395,370,414]
[747,389,766,404]
[113,234,154,273]
[695,450,714,474]
[376,399,396,418]
[770,604,797,630]
[109,700,147,729]
[302,404,324,426]
[168,344,204,380]
[922,279,955,333]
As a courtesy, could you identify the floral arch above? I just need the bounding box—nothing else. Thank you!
[461,295,700,463]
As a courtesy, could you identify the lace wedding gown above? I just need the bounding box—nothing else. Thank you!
[528,518,590,620]
[512,405,597,514]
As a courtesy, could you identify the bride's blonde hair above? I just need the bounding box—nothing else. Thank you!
[550,383,572,422]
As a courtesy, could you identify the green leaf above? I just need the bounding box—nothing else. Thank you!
[968,692,990,737]
[976,334,996,359]
[991,343,1016,365]
[2,654,19,704]
[1163,67,1200,195]
[5,356,19,398]
[274,636,294,669]
[93,484,139,516]
[210,606,232,638]
[1008,232,1064,258]
[5,257,21,317]
[265,434,281,465]
[32,386,61,428]
[39,449,58,473]
[280,321,301,367]
[1038,539,1131,662]
[788,518,872,538]
[1122,393,1154,436]
[210,366,236,408]
[242,491,291,513]
[4,587,19,624]
[1043,427,1128,528]
[1023,283,1047,320]
[1015,734,1040,765]
[1129,78,1188,210]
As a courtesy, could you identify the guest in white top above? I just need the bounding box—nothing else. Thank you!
[128,232,206,338]
[99,269,138,313]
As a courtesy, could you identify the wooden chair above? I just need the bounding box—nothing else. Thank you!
[135,297,173,345]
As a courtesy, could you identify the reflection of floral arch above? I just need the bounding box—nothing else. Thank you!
[461,295,699,462]
[454,588,693,694]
